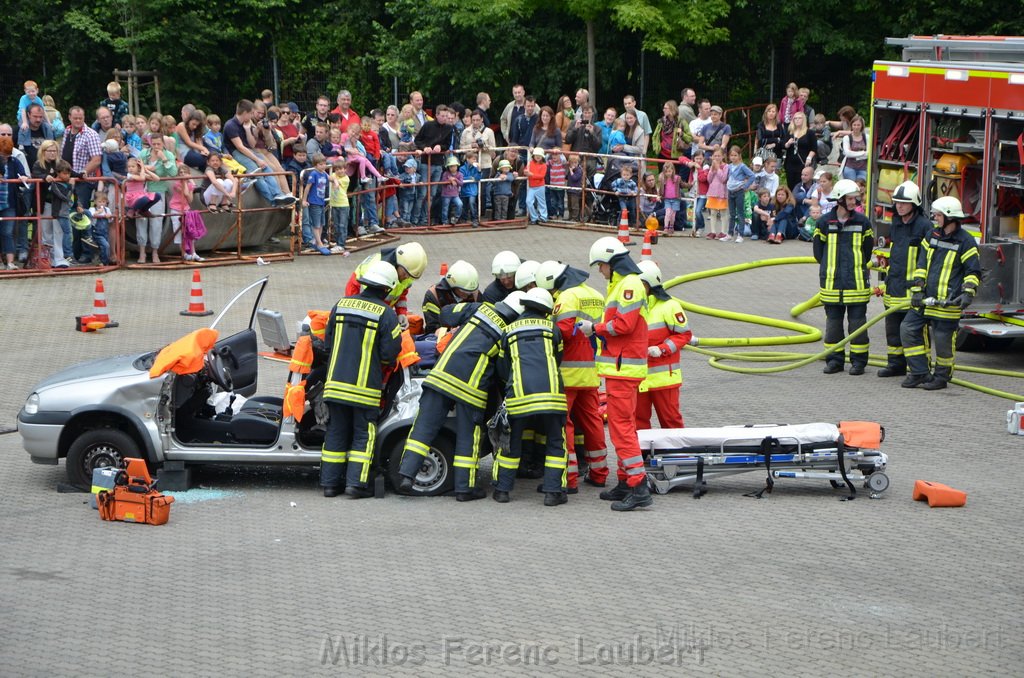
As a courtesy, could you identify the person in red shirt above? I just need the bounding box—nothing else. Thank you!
[331,89,361,131]
[524,147,549,224]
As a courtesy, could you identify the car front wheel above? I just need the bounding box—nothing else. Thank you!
[66,428,137,487]
[387,433,455,496]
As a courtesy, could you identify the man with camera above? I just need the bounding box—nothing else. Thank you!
[566,104,601,176]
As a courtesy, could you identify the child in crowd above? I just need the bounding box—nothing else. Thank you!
[658,161,685,235]
[41,94,64,135]
[342,123,385,185]
[397,105,418,152]
[47,161,74,268]
[811,114,832,163]
[169,164,201,262]
[122,116,143,154]
[439,156,464,225]
[524,147,549,225]
[813,171,836,215]
[751,188,774,242]
[498,148,524,219]
[380,176,403,229]
[301,154,331,255]
[799,202,821,241]
[328,162,351,253]
[763,157,780,196]
[704,148,730,240]
[398,157,420,225]
[546,150,566,219]
[283,144,311,194]
[492,158,515,222]
[767,186,798,243]
[100,135,129,188]
[610,164,638,227]
[459,151,481,227]
[606,119,629,173]
[87,192,114,265]
[123,157,162,263]
[854,178,867,213]
[566,154,583,221]
[359,118,383,171]
[201,153,237,213]
[639,173,662,228]
[726,145,755,242]
[100,82,130,126]
[328,127,345,156]
[690,150,707,237]
[203,114,224,154]
[17,81,45,131]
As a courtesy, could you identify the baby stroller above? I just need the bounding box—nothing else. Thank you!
[589,168,620,225]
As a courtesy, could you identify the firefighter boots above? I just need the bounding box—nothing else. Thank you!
[610,482,654,511]
[599,481,630,501]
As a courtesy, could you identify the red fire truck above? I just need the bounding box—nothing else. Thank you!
[869,35,1024,347]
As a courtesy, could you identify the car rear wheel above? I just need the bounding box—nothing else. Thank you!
[66,428,137,488]
[387,433,455,496]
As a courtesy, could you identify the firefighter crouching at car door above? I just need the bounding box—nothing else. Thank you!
[493,288,569,507]
[579,236,653,512]
[635,260,693,430]
[344,242,428,330]
[813,179,874,375]
[900,196,981,391]
[321,261,403,498]
[877,181,932,378]
[535,259,608,492]
[397,293,525,501]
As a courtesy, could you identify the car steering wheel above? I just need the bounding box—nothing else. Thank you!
[205,349,234,392]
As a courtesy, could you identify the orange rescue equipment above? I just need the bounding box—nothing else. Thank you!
[838,421,884,449]
[283,380,308,422]
[288,335,314,374]
[149,328,220,378]
[397,330,420,368]
[307,309,330,340]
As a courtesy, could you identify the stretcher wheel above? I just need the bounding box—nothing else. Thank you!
[864,472,889,493]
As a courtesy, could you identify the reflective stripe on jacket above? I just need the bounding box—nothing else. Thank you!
[498,313,566,417]
[324,291,402,408]
[640,296,691,391]
[914,226,981,320]
[813,209,874,305]
[345,251,414,315]
[553,283,605,388]
[884,210,932,306]
[595,272,648,381]
[424,302,511,409]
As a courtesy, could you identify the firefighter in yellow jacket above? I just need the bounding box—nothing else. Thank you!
[321,261,403,498]
[493,288,568,506]
[636,260,693,429]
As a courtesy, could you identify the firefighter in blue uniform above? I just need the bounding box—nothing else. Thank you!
[421,260,481,334]
[493,287,569,506]
[900,196,981,390]
[877,181,932,377]
[320,261,403,498]
[398,292,526,500]
[813,178,874,375]
[482,250,522,304]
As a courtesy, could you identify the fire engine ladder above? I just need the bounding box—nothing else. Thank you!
[887,36,1024,65]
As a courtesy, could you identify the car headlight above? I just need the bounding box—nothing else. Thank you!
[24,393,40,415]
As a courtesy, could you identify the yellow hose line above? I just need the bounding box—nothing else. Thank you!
[663,256,1024,400]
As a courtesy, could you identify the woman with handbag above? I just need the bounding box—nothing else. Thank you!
[783,112,817,190]
[755,104,788,161]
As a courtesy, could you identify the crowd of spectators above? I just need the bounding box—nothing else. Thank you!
[0,77,867,269]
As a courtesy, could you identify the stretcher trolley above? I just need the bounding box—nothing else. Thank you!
[639,421,889,500]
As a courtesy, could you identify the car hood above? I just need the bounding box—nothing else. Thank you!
[33,353,153,392]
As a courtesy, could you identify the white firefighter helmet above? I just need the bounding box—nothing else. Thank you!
[445,259,479,292]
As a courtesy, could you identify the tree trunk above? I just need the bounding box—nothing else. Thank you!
[586,19,596,110]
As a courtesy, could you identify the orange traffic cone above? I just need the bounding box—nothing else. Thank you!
[617,209,634,245]
[180,270,214,317]
[640,230,654,260]
[91,278,118,327]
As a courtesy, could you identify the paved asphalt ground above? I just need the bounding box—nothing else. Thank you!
[1,226,1022,676]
